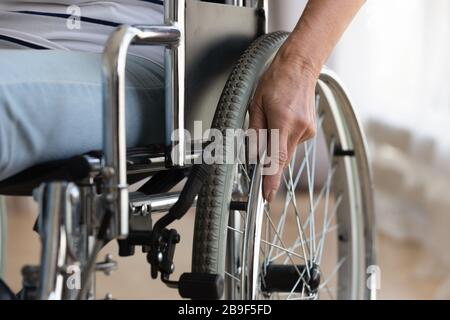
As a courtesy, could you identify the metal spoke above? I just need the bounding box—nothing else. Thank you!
[316,195,343,264]
[225,271,241,282]
[263,209,270,269]
[313,139,336,262]
[286,277,302,300]
[322,284,337,300]
[291,114,325,192]
[286,268,309,300]
[238,161,251,183]
[290,196,312,275]
[282,167,312,268]
[304,142,316,255]
[270,224,338,262]
[266,193,291,260]
[262,208,311,288]
[319,257,346,290]
[260,239,306,261]
[286,293,316,300]
[302,166,336,230]
[227,225,244,234]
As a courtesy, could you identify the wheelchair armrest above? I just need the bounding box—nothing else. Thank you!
[102,0,186,239]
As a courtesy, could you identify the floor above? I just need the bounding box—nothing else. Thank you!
[2,197,448,300]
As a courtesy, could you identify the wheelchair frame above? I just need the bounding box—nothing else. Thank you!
[102,0,267,240]
[27,0,269,300]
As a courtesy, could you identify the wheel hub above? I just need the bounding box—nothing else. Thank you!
[262,263,321,294]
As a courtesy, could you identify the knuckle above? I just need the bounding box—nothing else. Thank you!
[277,149,289,165]
[291,115,316,140]
[266,171,282,186]
[266,180,279,191]
[306,125,317,139]
[293,114,309,128]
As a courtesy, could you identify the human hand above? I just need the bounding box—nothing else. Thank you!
[249,48,319,202]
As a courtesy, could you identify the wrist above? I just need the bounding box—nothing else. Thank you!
[275,27,327,81]
[276,45,321,82]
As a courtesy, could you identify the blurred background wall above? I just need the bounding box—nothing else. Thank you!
[270,0,450,299]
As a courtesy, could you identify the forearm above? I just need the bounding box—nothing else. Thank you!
[279,0,365,78]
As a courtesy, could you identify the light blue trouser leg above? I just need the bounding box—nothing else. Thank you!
[0,50,165,181]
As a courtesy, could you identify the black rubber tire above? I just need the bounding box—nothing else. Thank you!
[192,32,289,274]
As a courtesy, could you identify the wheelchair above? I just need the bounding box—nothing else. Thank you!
[0,0,376,300]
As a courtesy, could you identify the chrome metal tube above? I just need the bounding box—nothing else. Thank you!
[256,0,268,34]
[242,0,266,9]
[164,0,187,167]
[131,192,178,213]
[102,25,141,238]
[102,9,183,238]
[37,183,63,300]
[130,191,197,213]
[226,0,244,6]
[37,182,79,300]
[256,0,267,8]
[135,25,181,45]
[241,0,268,33]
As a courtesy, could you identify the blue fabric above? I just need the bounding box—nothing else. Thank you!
[0,50,165,181]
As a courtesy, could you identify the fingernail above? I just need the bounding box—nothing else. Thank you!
[267,190,276,202]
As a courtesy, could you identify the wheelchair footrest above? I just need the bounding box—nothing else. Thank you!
[178,273,224,300]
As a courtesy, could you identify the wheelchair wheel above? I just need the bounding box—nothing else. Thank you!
[192,32,376,300]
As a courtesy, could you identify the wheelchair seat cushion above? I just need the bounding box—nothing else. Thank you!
[0,49,165,182]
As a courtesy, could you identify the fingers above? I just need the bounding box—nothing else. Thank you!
[249,88,317,203]
[249,93,267,162]
[302,100,317,142]
[248,97,266,131]
[263,129,291,202]
[263,121,313,203]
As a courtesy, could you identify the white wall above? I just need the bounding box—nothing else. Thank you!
[268,0,307,32]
